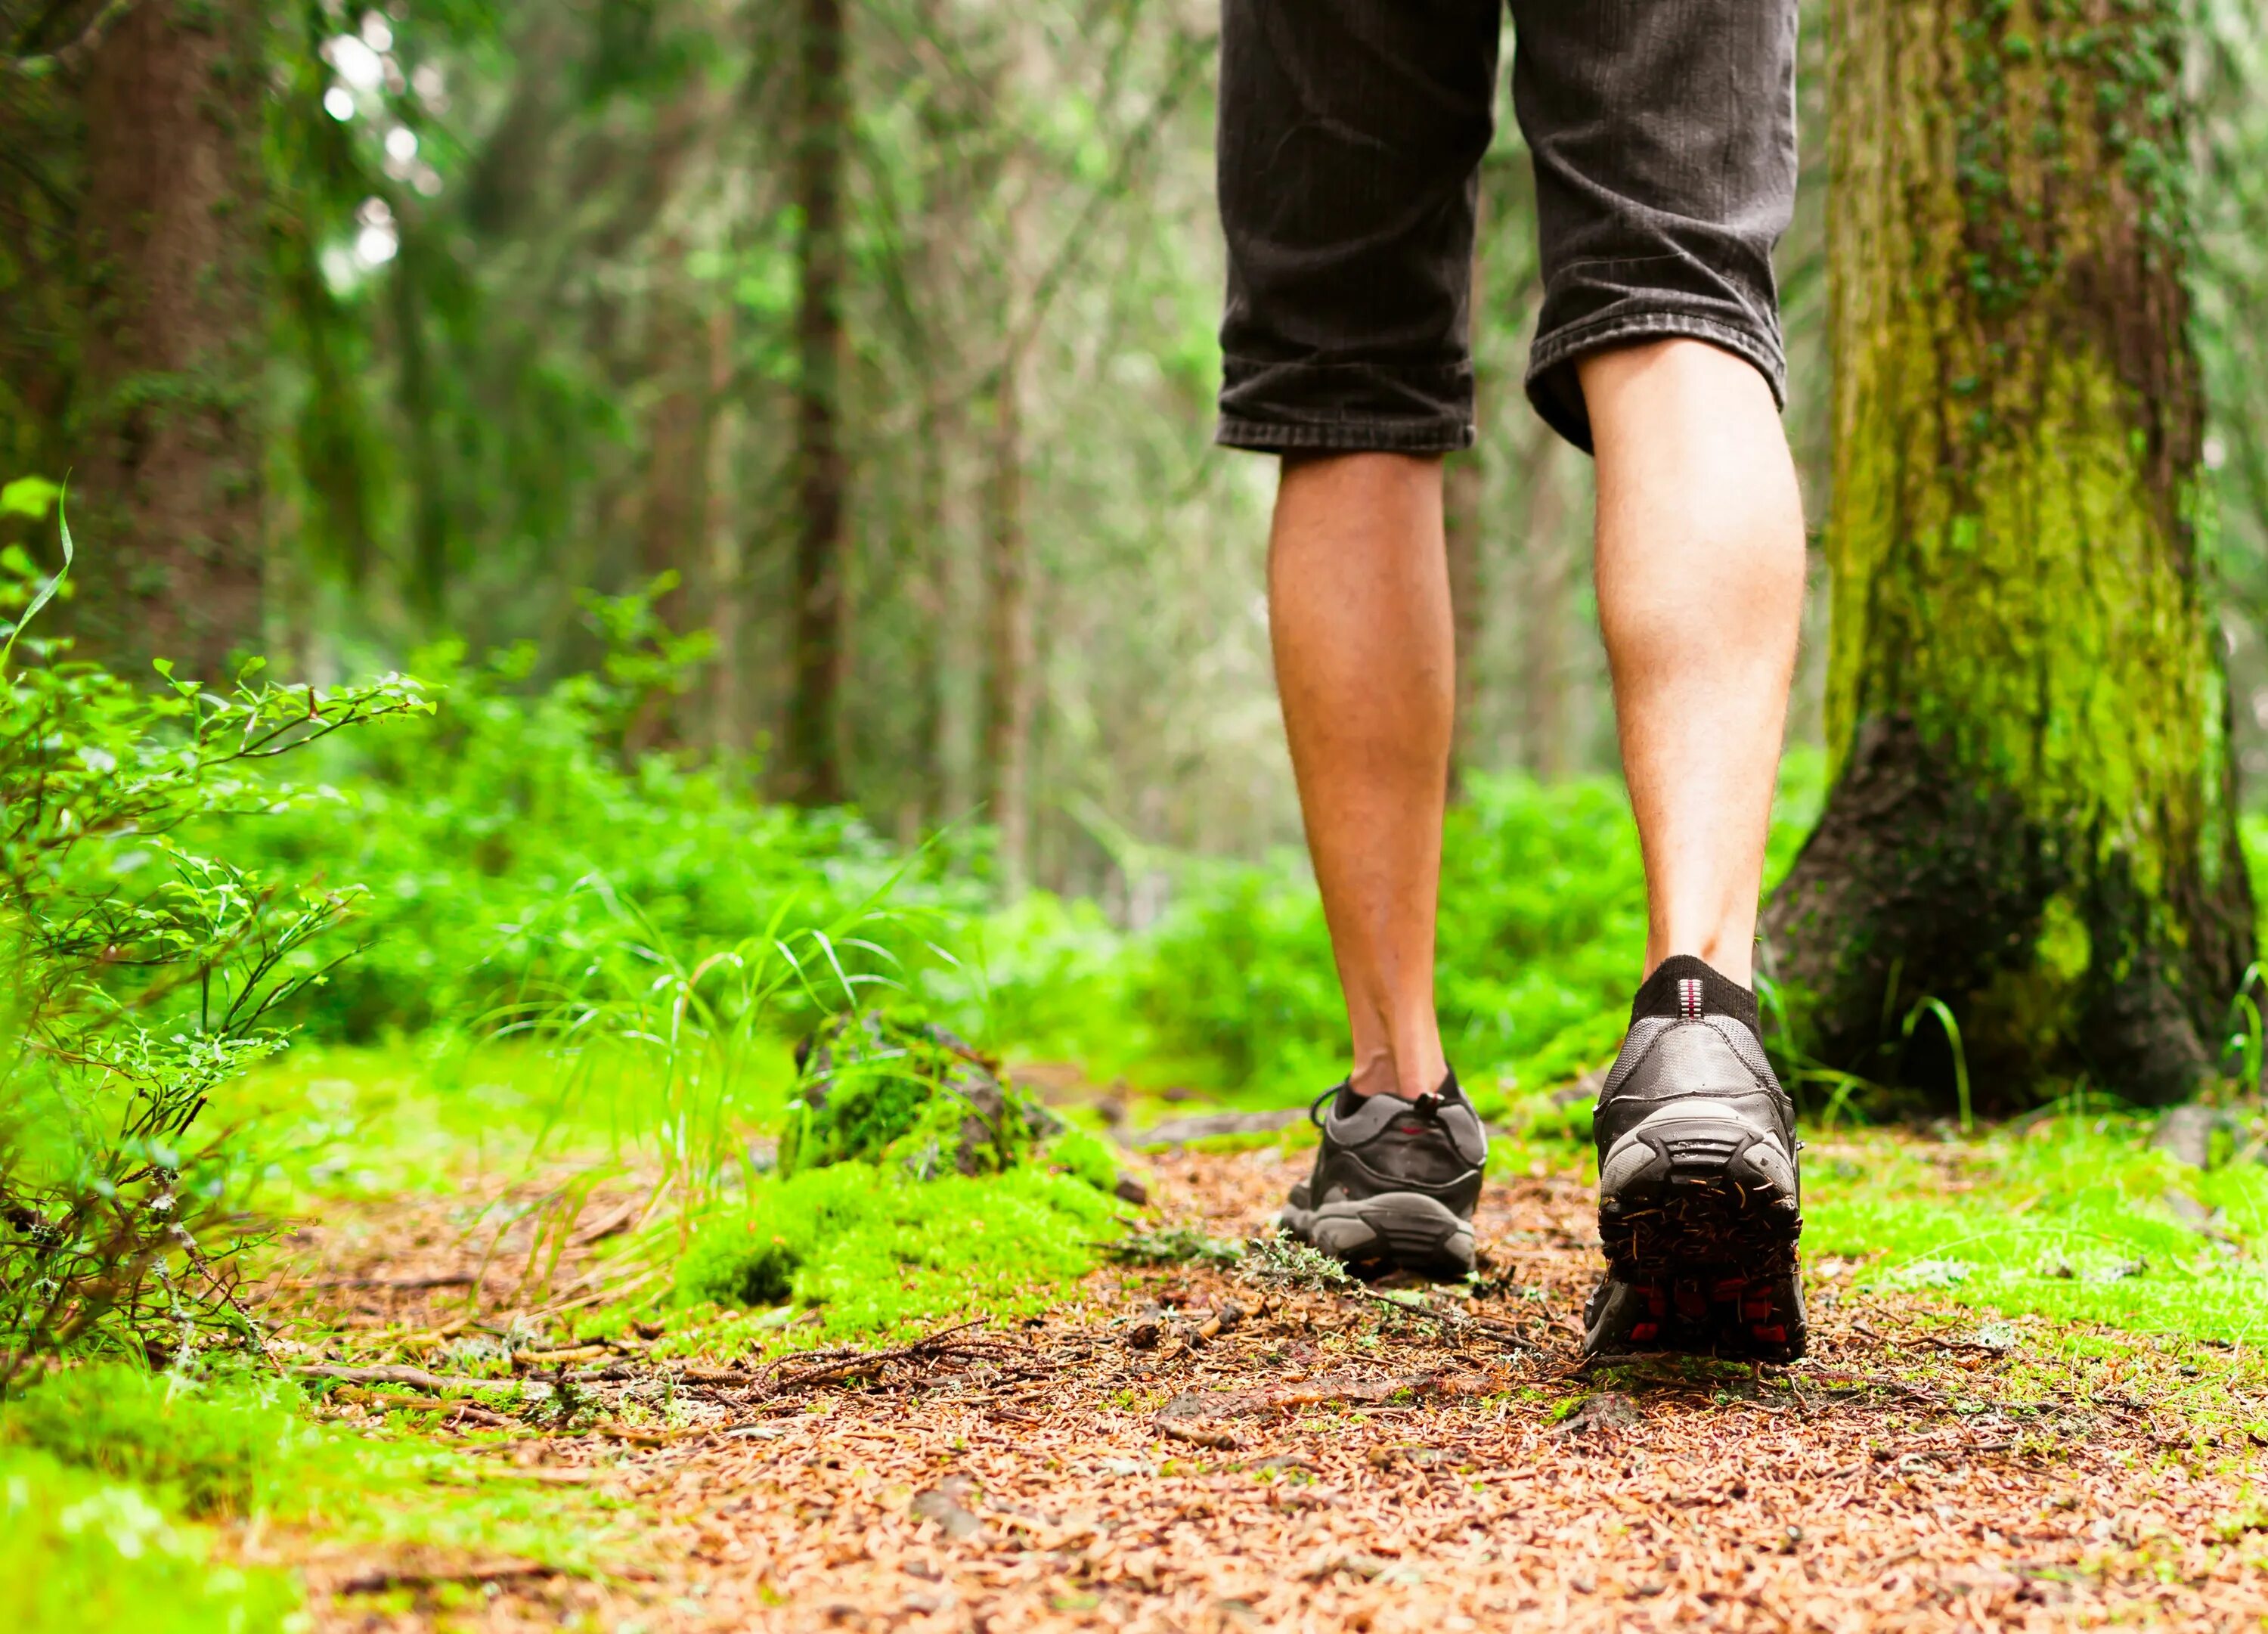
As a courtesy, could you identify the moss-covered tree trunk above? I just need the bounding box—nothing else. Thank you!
[1763,0,2253,1106]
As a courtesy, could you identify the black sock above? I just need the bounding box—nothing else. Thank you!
[1630,954,1762,1045]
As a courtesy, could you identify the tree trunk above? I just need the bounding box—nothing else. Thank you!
[1445,446,1485,794]
[784,0,850,805]
[1445,231,1486,794]
[706,303,743,769]
[981,336,1036,895]
[76,0,268,678]
[1515,423,1573,780]
[1763,0,2253,1108]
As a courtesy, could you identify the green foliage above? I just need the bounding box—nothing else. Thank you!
[218,634,971,1043]
[674,1161,1120,1342]
[0,544,429,1386]
[1,1363,312,1519]
[1045,1126,1121,1194]
[953,767,1843,1108]
[0,1445,299,1634]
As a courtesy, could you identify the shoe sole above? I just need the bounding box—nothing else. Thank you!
[1282,1191,1475,1279]
[1592,1102,1805,1361]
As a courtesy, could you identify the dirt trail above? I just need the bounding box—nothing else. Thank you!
[293,1148,2268,1632]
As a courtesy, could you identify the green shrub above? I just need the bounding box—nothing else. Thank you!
[0,530,429,1385]
[215,634,977,1043]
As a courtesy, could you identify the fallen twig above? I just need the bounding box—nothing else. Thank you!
[296,1363,531,1394]
[761,1319,1019,1393]
[333,1558,561,1597]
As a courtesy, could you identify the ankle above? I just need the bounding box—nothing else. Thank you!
[1348,1041,1449,1099]
[1647,936,1755,987]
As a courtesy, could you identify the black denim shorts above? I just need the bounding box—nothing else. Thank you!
[1216,0,1797,455]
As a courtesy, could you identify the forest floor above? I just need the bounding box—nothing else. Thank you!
[260,1138,2268,1634]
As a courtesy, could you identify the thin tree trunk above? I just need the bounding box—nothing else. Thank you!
[76,0,267,677]
[982,333,1036,895]
[391,216,449,625]
[707,303,742,770]
[785,0,850,804]
[1445,228,1486,795]
[1445,446,1485,793]
[1517,423,1571,780]
[1764,0,2252,1107]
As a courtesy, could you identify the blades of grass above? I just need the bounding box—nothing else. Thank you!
[2,487,73,672]
[1904,995,1973,1134]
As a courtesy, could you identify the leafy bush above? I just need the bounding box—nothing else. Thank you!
[0,531,429,1386]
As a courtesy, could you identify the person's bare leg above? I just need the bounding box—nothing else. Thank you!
[1581,339,1805,985]
[1269,453,1453,1100]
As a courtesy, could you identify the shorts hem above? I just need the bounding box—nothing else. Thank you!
[1526,309,1786,452]
[1215,417,1475,456]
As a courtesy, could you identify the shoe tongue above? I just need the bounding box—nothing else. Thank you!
[1631,955,1762,1040]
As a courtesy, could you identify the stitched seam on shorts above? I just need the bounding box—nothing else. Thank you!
[1216,416,1475,454]
[1529,311,1786,403]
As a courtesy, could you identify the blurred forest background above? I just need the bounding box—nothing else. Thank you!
[6,0,2258,908]
[2,0,2268,1030]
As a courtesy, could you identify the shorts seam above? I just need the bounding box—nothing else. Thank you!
[1528,309,1786,405]
[1216,416,1475,454]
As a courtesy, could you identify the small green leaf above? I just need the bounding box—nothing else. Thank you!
[0,476,62,519]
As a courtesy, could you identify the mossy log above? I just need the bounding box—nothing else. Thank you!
[1763,0,2253,1107]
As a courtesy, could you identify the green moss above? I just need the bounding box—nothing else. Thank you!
[674,1161,1120,1342]
[1805,1112,2268,1343]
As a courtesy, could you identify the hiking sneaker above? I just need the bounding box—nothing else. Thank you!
[1585,956,1806,1361]
[1281,1073,1485,1278]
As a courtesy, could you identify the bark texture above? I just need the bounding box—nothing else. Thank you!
[76,0,268,677]
[1764,0,2252,1105]
[785,0,850,804]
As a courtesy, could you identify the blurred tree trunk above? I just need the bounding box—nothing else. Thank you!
[390,214,448,622]
[707,304,743,768]
[1764,0,2253,1106]
[76,0,268,677]
[1445,218,1486,795]
[1444,446,1484,792]
[1515,422,1572,780]
[981,35,1040,895]
[785,0,849,804]
[982,330,1036,895]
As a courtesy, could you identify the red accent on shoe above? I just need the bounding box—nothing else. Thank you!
[1743,1298,1773,1320]
[1644,1288,1668,1317]
[1752,1324,1787,1345]
[1629,1322,1659,1342]
[1675,1286,1707,1319]
[1712,1277,1745,1301]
